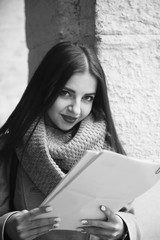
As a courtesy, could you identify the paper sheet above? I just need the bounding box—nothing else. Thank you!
[40,150,160,230]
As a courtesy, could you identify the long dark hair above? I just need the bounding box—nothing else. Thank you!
[0,41,125,155]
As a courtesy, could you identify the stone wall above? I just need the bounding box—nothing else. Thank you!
[96,0,160,159]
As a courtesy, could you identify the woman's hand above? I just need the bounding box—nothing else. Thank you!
[5,206,61,240]
[78,205,125,240]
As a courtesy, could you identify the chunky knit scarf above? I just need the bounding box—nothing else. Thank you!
[17,115,111,196]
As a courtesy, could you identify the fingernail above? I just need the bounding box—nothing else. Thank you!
[76,228,83,232]
[76,228,86,234]
[53,223,60,228]
[81,220,88,225]
[54,217,61,223]
[45,206,53,212]
[100,205,106,211]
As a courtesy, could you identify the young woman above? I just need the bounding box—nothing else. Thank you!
[0,42,140,240]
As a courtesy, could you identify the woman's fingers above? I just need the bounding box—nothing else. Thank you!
[80,218,113,231]
[19,206,53,222]
[17,205,56,225]
[5,206,60,240]
[100,205,116,223]
[78,225,115,239]
[15,206,61,239]
[18,219,60,240]
[78,205,124,240]
[17,216,60,230]
[79,222,121,240]
[79,205,115,229]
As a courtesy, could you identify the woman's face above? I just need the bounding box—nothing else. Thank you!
[47,71,97,131]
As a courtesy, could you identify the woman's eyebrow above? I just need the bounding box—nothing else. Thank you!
[63,87,75,93]
[84,92,96,96]
[64,87,96,96]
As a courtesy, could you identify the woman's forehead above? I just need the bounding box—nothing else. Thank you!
[65,72,97,94]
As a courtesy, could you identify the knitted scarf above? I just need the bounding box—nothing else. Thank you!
[16,115,110,196]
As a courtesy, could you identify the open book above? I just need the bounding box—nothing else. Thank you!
[39,150,160,230]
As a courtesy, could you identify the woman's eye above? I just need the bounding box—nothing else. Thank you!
[84,96,94,102]
[59,90,70,97]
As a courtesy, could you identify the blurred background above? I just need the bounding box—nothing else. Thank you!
[0,0,28,126]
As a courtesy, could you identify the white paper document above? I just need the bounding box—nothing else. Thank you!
[40,150,160,230]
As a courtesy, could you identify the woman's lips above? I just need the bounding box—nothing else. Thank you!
[61,114,78,123]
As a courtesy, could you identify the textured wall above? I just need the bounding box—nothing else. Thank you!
[0,0,28,126]
[96,0,160,159]
[95,1,160,239]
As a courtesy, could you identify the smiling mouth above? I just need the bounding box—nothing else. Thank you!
[61,114,78,123]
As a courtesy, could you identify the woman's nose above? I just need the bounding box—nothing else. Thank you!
[68,100,81,116]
